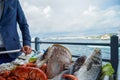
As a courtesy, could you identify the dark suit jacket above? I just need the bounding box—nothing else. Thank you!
[0,0,31,58]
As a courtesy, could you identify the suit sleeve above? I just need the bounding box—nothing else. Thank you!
[16,0,31,47]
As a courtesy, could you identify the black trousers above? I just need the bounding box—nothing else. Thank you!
[0,48,15,64]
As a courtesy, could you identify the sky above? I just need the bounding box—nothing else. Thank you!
[19,0,120,38]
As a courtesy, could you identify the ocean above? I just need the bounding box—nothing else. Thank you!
[31,38,120,79]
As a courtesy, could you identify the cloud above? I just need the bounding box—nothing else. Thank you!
[70,5,120,33]
[19,0,120,37]
[83,5,97,15]
[22,2,52,18]
[20,1,53,33]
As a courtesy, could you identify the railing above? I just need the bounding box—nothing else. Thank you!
[31,35,119,80]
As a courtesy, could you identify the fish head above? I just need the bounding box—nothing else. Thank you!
[92,48,102,64]
[85,48,102,71]
[46,44,72,79]
[75,55,87,66]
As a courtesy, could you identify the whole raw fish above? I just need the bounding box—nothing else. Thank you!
[74,48,102,80]
[45,44,72,79]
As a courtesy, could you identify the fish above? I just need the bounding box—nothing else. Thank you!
[45,44,72,79]
[74,48,102,80]
[48,70,69,80]
[44,44,87,80]
[72,55,87,74]
[36,59,48,68]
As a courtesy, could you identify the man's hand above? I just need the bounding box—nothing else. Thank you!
[21,45,32,55]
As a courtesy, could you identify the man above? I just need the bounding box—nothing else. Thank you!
[0,0,32,64]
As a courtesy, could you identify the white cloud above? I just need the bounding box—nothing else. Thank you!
[22,2,52,18]
[72,5,120,30]
[43,6,51,17]
[19,0,120,37]
[83,5,97,15]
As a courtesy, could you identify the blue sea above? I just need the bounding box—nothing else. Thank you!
[31,38,120,79]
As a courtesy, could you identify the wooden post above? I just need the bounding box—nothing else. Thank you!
[110,35,119,79]
[35,37,40,51]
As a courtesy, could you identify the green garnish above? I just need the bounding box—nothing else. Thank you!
[29,57,37,63]
[100,63,114,80]
[102,63,114,76]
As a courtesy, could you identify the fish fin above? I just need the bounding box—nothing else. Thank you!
[87,62,93,71]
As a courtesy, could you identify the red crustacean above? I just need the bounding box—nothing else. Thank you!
[0,76,6,80]
[62,74,78,80]
[0,66,48,80]
[0,70,11,80]
[7,76,24,80]
[21,62,47,73]
[10,66,48,80]
[0,70,11,77]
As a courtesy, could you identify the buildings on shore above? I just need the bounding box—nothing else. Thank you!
[85,31,120,40]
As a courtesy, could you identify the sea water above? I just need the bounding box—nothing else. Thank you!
[31,38,120,79]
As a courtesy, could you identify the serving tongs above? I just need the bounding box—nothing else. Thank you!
[0,49,36,54]
[0,49,38,65]
[0,49,21,55]
[0,49,37,59]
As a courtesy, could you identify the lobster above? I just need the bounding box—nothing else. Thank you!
[0,66,47,80]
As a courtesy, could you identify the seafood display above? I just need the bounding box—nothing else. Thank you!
[0,63,15,72]
[13,52,36,65]
[0,66,47,80]
[49,54,87,80]
[74,48,102,80]
[44,44,72,79]
[0,44,103,80]
[11,66,47,80]
[0,52,36,72]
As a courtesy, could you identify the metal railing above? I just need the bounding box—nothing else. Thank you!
[31,35,119,80]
